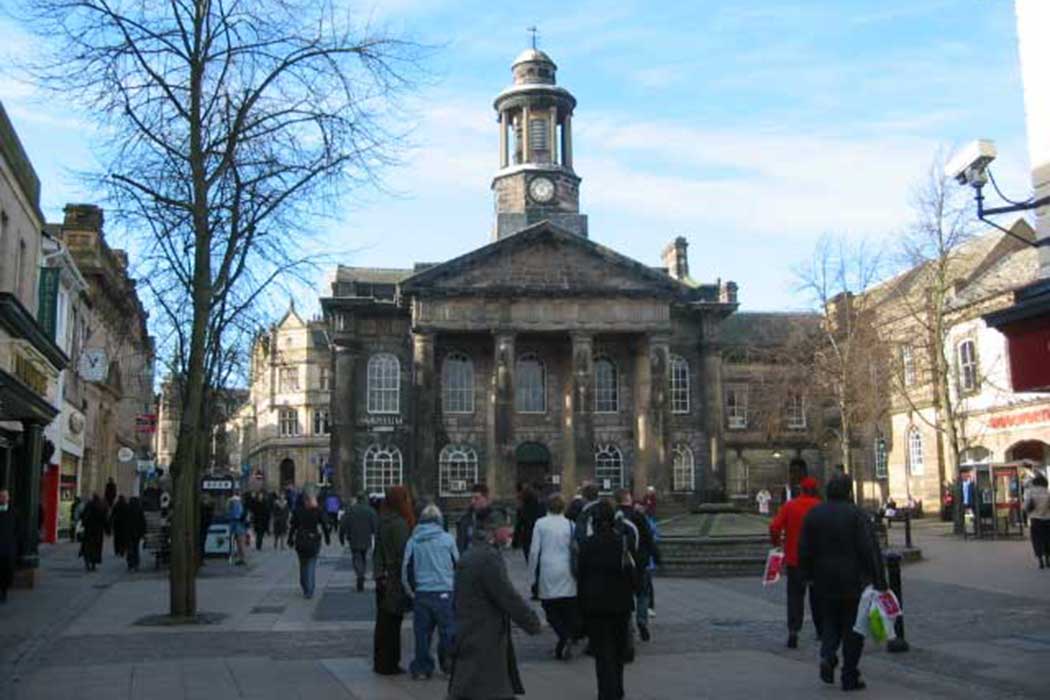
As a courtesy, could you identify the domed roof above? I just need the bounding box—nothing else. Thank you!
[512,48,556,68]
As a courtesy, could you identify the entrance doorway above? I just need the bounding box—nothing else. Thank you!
[279,458,296,487]
[1006,440,1050,466]
[515,442,551,490]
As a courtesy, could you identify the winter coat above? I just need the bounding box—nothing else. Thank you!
[528,513,576,600]
[577,528,636,616]
[512,492,543,552]
[271,501,290,536]
[0,506,18,563]
[250,496,271,532]
[618,505,660,569]
[1025,485,1050,520]
[110,498,129,555]
[126,500,147,542]
[373,511,411,615]
[341,502,377,551]
[81,500,107,564]
[769,493,822,567]
[798,500,882,600]
[402,521,458,595]
[288,505,330,558]
[449,544,541,699]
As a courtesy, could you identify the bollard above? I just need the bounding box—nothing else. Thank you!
[904,513,913,550]
[885,551,910,653]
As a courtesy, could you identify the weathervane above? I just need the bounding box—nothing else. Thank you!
[526,25,539,50]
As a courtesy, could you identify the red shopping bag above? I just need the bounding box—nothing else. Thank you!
[763,548,785,586]
[875,589,901,618]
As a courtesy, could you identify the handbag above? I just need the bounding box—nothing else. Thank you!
[295,529,321,558]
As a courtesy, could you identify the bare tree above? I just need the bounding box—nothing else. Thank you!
[20,0,424,618]
[795,235,886,475]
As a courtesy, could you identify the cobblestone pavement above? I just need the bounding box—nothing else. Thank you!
[2,523,1049,699]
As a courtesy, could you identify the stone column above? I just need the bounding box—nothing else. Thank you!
[701,319,726,497]
[562,113,573,169]
[634,334,670,494]
[331,344,358,497]
[549,108,558,164]
[488,332,516,497]
[412,330,437,499]
[521,105,530,164]
[499,110,509,169]
[15,421,44,572]
[563,331,594,496]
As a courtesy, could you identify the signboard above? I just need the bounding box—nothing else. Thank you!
[135,414,158,433]
[359,415,403,427]
[201,478,235,493]
[118,447,135,462]
[37,267,60,341]
[136,460,155,474]
[986,406,1050,432]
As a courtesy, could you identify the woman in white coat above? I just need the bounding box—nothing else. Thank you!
[528,493,579,660]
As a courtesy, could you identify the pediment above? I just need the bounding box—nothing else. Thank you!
[401,222,680,298]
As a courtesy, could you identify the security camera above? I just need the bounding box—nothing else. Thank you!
[946,139,997,187]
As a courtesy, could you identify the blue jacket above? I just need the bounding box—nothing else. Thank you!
[402,521,459,595]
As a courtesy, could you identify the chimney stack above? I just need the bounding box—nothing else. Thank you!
[662,236,689,281]
[63,203,104,232]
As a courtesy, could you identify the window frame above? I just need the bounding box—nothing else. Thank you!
[669,355,690,415]
[672,444,695,492]
[278,407,300,437]
[594,444,624,494]
[515,353,547,414]
[319,366,331,392]
[312,408,331,436]
[362,444,403,494]
[593,356,619,413]
[367,353,401,415]
[785,393,806,430]
[278,366,300,392]
[908,428,924,476]
[901,344,916,387]
[726,384,749,429]
[957,339,979,394]
[438,445,480,497]
[442,352,475,414]
[874,437,888,479]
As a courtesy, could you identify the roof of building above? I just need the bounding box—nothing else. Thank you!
[513,48,555,67]
[947,244,1039,311]
[334,266,413,285]
[720,311,821,348]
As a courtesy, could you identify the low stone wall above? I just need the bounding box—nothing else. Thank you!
[658,534,769,578]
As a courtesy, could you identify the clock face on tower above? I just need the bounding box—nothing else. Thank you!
[528,176,555,203]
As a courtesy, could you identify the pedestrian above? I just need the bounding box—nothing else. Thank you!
[528,493,579,660]
[577,499,637,700]
[615,488,660,642]
[104,477,117,511]
[402,503,458,680]
[0,489,18,603]
[373,485,415,675]
[81,494,107,572]
[769,475,823,648]
[110,494,129,557]
[251,491,271,552]
[573,482,602,549]
[227,491,247,565]
[271,492,290,550]
[641,485,657,519]
[447,507,542,700]
[68,496,81,543]
[288,492,330,598]
[512,483,542,563]
[323,490,342,531]
[1024,472,1050,569]
[341,493,378,591]
[455,483,491,554]
[798,475,883,692]
[125,496,147,572]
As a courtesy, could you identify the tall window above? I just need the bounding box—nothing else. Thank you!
[874,437,888,479]
[595,444,624,493]
[439,445,479,497]
[319,367,331,391]
[594,357,619,413]
[785,393,806,429]
[515,354,546,413]
[367,353,400,414]
[901,345,916,387]
[957,339,979,393]
[442,353,475,414]
[726,384,748,429]
[312,409,330,435]
[670,355,690,414]
[278,366,299,392]
[362,444,403,494]
[279,408,300,436]
[673,444,695,492]
[529,116,549,160]
[908,428,924,476]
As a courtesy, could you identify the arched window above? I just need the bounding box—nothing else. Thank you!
[908,428,924,476]
[957,339,979,393]
[367,353,400,414]
[439,445,479,497]
[515,354,546,413]
[362,444,403,494]
[669,355,690,414]
[672,444,695,492]
[442,353,475,414]
[594,357,619,413]
[595,444,624,493]
[874,437,888,479]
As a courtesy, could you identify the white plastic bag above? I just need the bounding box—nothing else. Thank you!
[852,585,878,637]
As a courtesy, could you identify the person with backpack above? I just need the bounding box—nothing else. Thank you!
[287,492,331,598]
[577,499,637,700]
[615,488,660,642]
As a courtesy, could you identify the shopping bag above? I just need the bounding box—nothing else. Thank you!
[762,548,785,586]
[852,585,878,637]
[868,606,888,643]
[875,589,902,619]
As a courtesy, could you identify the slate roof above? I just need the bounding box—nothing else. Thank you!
[334,266,413,284]
[720,312,821,348]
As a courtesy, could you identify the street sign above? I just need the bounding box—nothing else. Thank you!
[201,478,235,492]
[135,414,157,433]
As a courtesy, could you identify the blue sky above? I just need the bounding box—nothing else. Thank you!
[0,0,1032,313]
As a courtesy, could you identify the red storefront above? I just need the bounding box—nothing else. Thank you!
[984,279,1050,393]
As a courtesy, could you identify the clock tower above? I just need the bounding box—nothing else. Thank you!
[492,47,587,240]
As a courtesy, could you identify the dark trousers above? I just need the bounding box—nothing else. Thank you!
[542,597,580,644]
[0,557,13,600]
[411,591,455,675]
[819,594,865,684]
[254,528,266,551]
[786,565,822,635]
[586,613,629,700]
[126,537,142,570]
[352,549,369,581]
[1030,519,1050,559]
[374,601,404,674]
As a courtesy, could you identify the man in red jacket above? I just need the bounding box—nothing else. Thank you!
[769,476,823,648]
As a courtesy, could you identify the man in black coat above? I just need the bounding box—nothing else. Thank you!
[798,475,884,692]
[0,489,19,603]
[340,494,377,592]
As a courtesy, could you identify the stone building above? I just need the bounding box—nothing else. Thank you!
[225,306,332,488]
[321,49,745,506]
[154,376,247,478]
